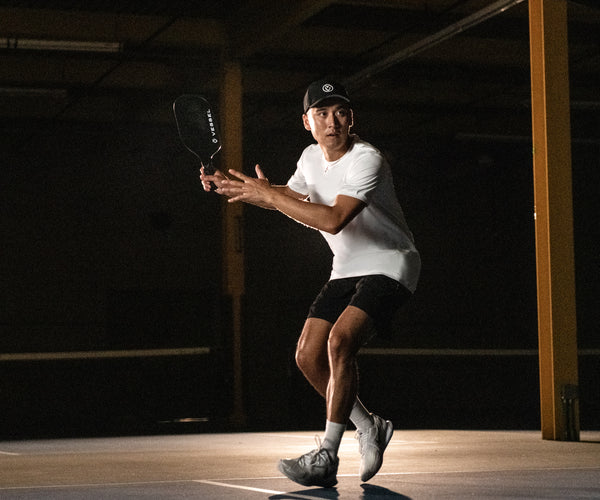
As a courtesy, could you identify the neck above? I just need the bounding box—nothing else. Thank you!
[321,136,352,162]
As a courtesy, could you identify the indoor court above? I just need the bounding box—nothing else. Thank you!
[2,1,599,499]
[1,430,599,499]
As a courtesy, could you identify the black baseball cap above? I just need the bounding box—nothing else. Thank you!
[303,78,350,113]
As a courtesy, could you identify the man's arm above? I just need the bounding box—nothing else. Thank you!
[200,166,306,210]
[267,190,365,234]
[221,165,366,234]
[250,184,305,210]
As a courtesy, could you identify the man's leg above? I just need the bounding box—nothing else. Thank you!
[295,317,332,397]
[296,318,347,455]
[325,305,371,424]
[280,307,382,487]
[295,308,386,432]
[328,307,394,483]
[295,313,373,406]
[295,315,375,450]
[278,317,340,487]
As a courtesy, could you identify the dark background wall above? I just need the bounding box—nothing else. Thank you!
[1,110,598,439]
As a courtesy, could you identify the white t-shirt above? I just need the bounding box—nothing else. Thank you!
[287,136,421,292]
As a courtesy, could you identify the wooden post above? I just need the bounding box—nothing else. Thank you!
[528,0,579,441]
[220,60,246,428]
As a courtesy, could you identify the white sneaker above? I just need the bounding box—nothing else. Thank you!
[278,438,339,487]
[355,414,393,482]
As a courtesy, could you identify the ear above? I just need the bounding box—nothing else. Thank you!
[349,109,354,129]
[302,113,311,131]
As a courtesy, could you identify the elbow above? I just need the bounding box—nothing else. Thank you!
[322,219,347,235]
[320,198,365,234]
[319,201,364,234]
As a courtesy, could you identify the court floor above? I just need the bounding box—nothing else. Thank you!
[1,430,599,499]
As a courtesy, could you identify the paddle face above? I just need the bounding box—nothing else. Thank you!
[173,95,221,173]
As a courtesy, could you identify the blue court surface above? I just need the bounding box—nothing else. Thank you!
[1,430,599,499]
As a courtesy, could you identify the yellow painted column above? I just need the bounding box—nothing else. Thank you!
[220,60,246,428]
[528,0,579,441]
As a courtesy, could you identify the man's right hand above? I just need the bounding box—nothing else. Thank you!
[199,166,228,193]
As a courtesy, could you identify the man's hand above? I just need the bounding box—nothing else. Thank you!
[221,165,274,207]
[199,166,229,193]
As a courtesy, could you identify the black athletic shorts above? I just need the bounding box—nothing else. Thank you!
[307,274,412,337]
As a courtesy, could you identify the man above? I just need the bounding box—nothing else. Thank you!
[200,78,420,487]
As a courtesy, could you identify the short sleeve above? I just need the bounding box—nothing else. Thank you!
[287,165,308,196]
[287,152,309,196]
[337,150,382,202]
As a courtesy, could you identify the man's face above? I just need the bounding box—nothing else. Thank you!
[303,101,353,159]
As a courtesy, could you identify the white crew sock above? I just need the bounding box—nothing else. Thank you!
[322,420,346,457]
[350,398,374,433]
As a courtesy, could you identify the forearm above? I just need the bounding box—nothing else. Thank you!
[267,190,354,234]
[253,185,290,210]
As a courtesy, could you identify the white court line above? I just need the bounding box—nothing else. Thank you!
[197,465,600,484]
[0,450,20,455]
[3,467,598,494]
[195,467,600,498]
[0,480,189,492]
[257,433,439,446]
[195,480,284,496]
[259,433,437,444]
[256,433,323,440]
[372,466,600,475]
[196,479,335,499]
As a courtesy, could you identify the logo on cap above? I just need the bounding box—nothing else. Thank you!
[322,84,334,93]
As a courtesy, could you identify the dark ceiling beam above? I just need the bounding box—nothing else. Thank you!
[228,0,335,58]
[344,0,527,89]
[569,0,600,9]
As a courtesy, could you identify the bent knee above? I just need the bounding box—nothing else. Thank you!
[295,344,325,374]
[327,329,360,363]
[295,347,309,372]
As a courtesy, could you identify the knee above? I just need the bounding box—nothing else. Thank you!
[327,330,357,366]
[295,342,321,375]
[295,345,309,373]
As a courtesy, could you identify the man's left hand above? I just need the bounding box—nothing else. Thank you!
[221,164,273,206]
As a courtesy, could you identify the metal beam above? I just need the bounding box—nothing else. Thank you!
[344,0,526,89]
[528,0,579,441]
